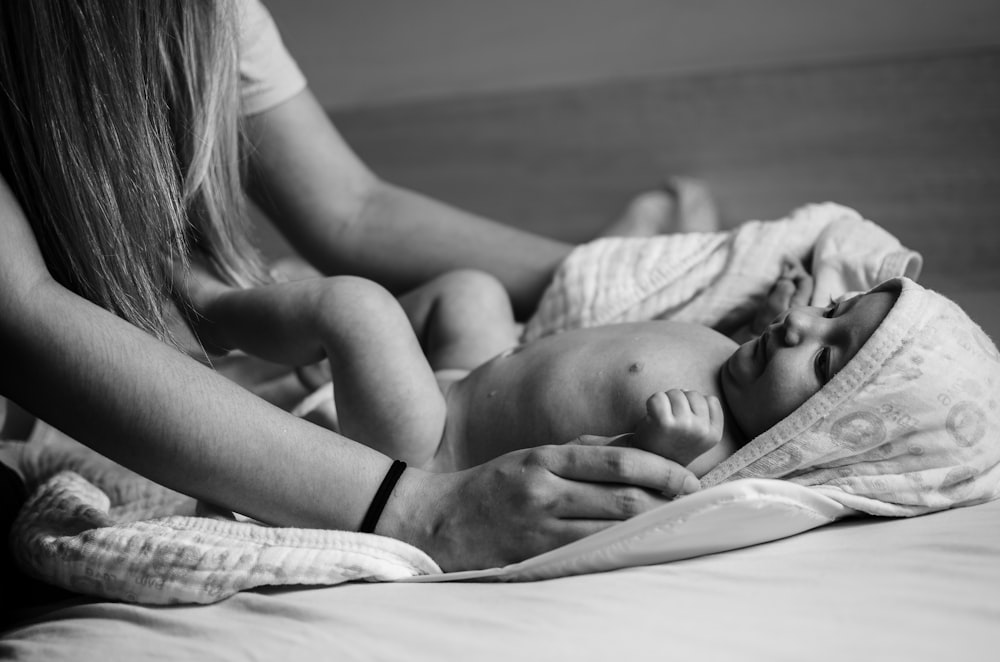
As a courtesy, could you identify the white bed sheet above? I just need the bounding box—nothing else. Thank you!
[4,496,997,661]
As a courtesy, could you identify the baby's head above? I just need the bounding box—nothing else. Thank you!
[707,277,1000,515]
[721,287,897,441]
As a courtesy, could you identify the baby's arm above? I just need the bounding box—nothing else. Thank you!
[629,390,723,467]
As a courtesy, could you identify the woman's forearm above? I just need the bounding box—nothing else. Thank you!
[339,181,570,318]
[244,90,572,318]
[0,278,390,531]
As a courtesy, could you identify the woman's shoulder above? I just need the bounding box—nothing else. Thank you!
[236,0,307,116]
[0,172,51,288]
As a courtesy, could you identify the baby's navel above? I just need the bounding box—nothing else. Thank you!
[628,362,644,374]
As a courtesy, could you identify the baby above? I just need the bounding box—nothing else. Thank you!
[701,275,1000,515]
[182,262,898,478]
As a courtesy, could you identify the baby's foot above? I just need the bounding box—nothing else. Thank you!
[600,177,719,238]
[668,177,720,233]
[630,390,723,466]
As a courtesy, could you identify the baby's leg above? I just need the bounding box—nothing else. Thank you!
[630,390,722,468]
[399,270,520,371]
[195,275,447,466]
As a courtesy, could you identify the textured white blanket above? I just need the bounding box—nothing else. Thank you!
[523,202,922,340]
[13,471,439,605]
[8,424,439,605]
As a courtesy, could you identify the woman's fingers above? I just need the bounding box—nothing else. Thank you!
[537,443,701,498]
[498,445,687,522]
[545,480,671,520]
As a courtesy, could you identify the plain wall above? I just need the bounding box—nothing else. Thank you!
[265,0,1000,110]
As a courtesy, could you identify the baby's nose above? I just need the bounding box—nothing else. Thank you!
[781,308,822,344]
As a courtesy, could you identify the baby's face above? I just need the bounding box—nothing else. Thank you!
[720,290,896,440]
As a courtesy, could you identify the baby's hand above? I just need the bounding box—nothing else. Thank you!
[751,256,815,334]
[630,389,723,466]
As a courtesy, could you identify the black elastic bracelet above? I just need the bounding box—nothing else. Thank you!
[359,460,407,534]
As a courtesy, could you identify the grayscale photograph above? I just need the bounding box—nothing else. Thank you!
[1,1,997,659]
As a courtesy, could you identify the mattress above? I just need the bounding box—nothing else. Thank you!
[3,494,997,661]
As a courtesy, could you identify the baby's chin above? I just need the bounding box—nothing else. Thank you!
[721,333,796,427]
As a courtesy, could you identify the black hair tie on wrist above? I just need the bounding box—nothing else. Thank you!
[359,460,407,534]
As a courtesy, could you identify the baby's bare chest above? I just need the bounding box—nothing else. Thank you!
[545,339,730,427]
[459,322,738,441]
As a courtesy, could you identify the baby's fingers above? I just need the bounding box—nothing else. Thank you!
[752,279,795,333]
[680,390,712,419]
[649,389,717,432]
[665,389,696,424]
[645,391,673,423]
[782,257,815,308]
[789,273,814,308]
[770,277,797,310]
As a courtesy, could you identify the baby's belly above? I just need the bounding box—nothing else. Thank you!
[441,321,737,468]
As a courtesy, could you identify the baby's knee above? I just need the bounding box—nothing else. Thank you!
[315,275,403,323]
[431,269,511,312]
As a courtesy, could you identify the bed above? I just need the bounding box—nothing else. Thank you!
[3,49,999,661]
[3,496,998,660]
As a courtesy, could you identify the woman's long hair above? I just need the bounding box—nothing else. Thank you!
[0,0,267,341]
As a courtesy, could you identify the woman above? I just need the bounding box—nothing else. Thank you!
[0,0,698,574]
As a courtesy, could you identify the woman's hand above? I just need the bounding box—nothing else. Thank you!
[383,443,700,572]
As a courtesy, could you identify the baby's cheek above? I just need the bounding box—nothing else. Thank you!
[753,366,817,433]
[773,378,821,426]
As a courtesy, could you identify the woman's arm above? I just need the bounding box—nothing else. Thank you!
[244,89,571,318]
[0,178,388,530]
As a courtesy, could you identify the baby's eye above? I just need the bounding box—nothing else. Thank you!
[815,347,832,382]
